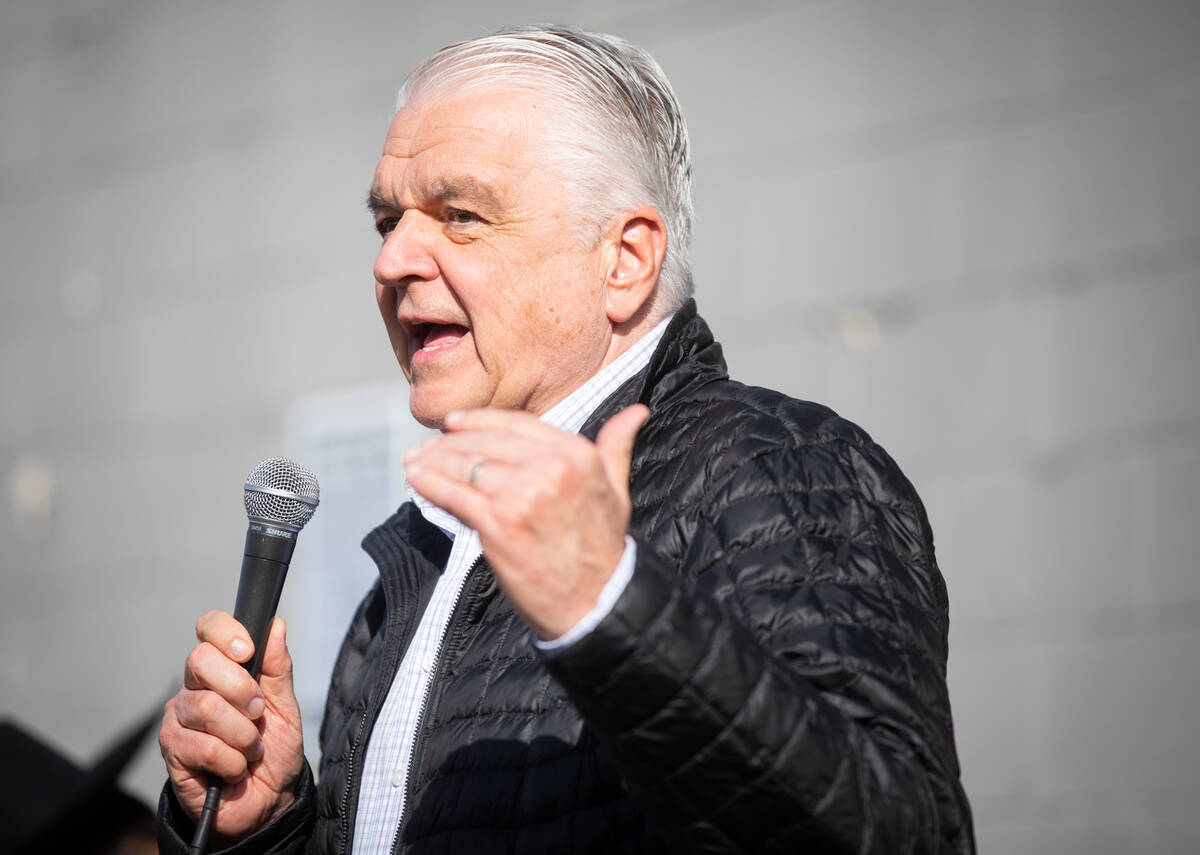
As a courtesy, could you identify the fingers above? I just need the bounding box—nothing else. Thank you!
[421,405,649,491]
[404,452,495,531]
[163,609,270,786]
[176,688,264,757]
[192,612,296,707]
[413,428,550,468]
[171,650,265,784]
[196,609,256,666]
[439,405,648,458]
[404,425,573,530]
[160,695,259,797]
[405,405,649,525]
[405,439,518,490]
[443,407,555,438]
[183,637,264,718]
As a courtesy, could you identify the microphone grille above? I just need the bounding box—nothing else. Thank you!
[243,457,320,530]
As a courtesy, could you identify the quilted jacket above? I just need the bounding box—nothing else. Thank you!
[159,301,974,853]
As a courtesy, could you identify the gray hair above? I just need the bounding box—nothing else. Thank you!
[398,25,695,313]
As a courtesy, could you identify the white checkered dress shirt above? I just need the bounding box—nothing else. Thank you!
[352,314,671,853]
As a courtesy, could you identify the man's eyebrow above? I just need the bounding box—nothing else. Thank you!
[365,180,502,217]
[366,189,394,216]
[425,178,501,211]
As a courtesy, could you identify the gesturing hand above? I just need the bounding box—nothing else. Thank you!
[403,404,650,640]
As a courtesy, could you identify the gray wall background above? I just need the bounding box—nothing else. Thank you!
[3,1,1198,851]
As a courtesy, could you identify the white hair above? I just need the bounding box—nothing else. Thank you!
[398,25,695,313]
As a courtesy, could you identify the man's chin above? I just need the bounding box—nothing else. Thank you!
[411,410,449,431]
[408,388,469,431]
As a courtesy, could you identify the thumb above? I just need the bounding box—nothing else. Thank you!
[595,404,650,492]
[258,617,296,700]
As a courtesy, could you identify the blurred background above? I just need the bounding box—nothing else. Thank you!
[2,1,1198,852]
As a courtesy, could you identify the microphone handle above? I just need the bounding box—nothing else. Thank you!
[231,553,290,680]
[189,527,296,854]
[231,522,299,678]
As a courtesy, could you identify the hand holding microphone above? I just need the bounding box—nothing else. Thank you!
[158,458,318,850]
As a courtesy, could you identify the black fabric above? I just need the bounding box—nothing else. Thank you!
[4,710,160,855]
[159,301,974,854]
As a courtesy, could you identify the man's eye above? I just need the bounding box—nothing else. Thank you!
[446,208,480,226]
[376,217,398,238]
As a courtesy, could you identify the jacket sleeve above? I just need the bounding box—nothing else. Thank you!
[155,760,317,855]
[543,430,975,854]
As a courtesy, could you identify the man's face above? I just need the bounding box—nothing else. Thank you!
[369,86,615,429]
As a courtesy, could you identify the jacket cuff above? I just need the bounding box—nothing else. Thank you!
[156,760,315,855]
[543,536,761,736]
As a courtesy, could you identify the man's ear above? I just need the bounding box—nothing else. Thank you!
[603,206,667,326]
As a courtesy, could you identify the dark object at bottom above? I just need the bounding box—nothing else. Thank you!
[0,710,159,855]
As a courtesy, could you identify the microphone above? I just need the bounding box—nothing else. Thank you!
[188,457,320,855]
[232,458,320,678]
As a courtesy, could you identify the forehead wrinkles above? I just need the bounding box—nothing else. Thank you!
[374,91,581,228]
[408,119,548,211]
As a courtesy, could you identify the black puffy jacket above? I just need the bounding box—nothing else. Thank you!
[160,302,974,854]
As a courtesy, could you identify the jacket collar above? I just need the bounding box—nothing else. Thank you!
[580,299,728,441]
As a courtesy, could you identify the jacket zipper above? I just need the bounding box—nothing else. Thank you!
[339,552,436,853]
[337,706,371,854]
[388,554,486,855]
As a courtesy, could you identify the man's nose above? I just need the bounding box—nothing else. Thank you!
[374,212,439,286]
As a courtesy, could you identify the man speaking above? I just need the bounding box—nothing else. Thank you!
[158,25,974,854]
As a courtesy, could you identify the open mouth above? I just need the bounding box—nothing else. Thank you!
[411,322,469,353]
